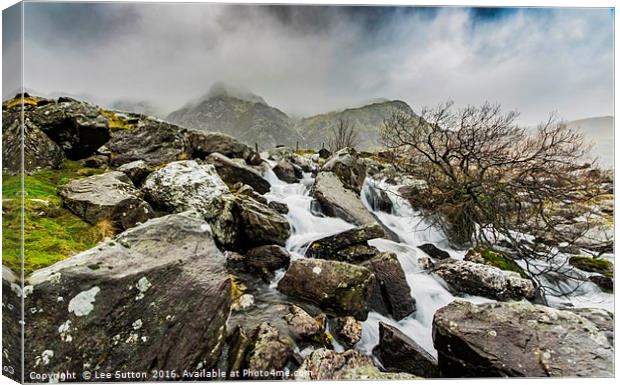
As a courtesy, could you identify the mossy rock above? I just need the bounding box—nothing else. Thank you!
[465,246,528,278]
[569,256,614,278]
[2,161,107,274]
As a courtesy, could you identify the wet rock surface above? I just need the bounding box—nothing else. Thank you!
[332,316,362,348]
[206,152,270,194]
[245,322,293,379]
[273,159,300,183]
[373,322,438,378]
[418,243,451,259]
[24,212,232,376]
[58,171,155,230]
[277,259,376,320]
[305,224,385,261]
[434,259,535,301]
[321,147,367,192]
[117,160,152,187]
[432,300,614,377]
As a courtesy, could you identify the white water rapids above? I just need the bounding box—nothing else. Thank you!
[261,163,613,359]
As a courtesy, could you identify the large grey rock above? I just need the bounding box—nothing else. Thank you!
[333,316,362,348]
[321,147,366,192]
[313,171,383,229]
[284,305,322,340]
[305,224,384,262]
[2,116,66,174]
[2,267,21,382]
[185,129,255,162]
[117,160,152,187]
[227,245,291,279]
[24,212,232,377]
[363,252,415,320]
[565,308,614,345]
[434,259,535,301]
[272,159,300,183]
[29,98,110,160]
[277,259,376,320]
[206,152,270,194]
[107,117,188,166]
[236,195,291,248]
[432,300,614,377]
[373,322,438,378]
[141,160,238,247]
[58,171,155,230]
[296,349,417,380]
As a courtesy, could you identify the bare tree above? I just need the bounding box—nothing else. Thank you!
[381,101,607,301]
[327,118,360,152]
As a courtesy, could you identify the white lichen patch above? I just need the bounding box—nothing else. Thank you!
[125,333,139,344]
[58,320,73,342]
[34,350,54,367]
[132,319,143,330]
[135,277,152,300]
[22,285,33,298]
[312,266,322,275]
[68,286,100,317]
[112,334,121,346]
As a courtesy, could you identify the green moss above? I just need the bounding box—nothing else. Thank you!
[2,161,106,274]
[101,110,135,131]
[569,256,614,278]
[293,148,316,155]
[477,247,528,278]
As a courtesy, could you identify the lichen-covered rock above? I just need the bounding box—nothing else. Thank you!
[363,252,416,320]
[237,195,291,248]
[206,152,270,194]
[245,322,293,379]
[373,322,438,378]
[432,300,614,377]
[273,159,300,183]
[568,255,614,277]
[305,224,385,262]
[418,243,450,259]
[268,200,289,214]
[333,316,362,348]
[434,259,535,301]
[58,171,155,230]
[185,129,256,162]
[117,160,152,187]
[141,160,238,247]
[284,305,322,340]
[24,212,232,376]
[296,349,417,380]
[321,147,366,192]
[2,117,66,174]
[107,117,189,166]
[277,259,375,320]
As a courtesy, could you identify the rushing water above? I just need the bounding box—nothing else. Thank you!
[260,162,613,360]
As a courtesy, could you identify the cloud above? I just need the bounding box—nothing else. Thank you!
[6,3,613,124]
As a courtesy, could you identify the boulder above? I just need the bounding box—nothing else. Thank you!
[362,182,393,213]
[186,129,255,162]
[226,326,252,375]
[418,243,450,260]
[589,275,613,293]
[296,349,417,380]
[273,159,300,183]
[81,154,109,169]
[363,252,416,320]
[305,224,385,261]
[317,148,331,159]
[2,117,66,174]
[117,160,152,187]
[228,245,290,278]
[434,259,535,301]
[58,171,155,230]
[141,160,238,247]
[266,146,294,162]
[30,99,110,160]
[322,148,366,192]
[432,300,614,377]
[106,118,189,166]
[268,201,289,214]
[24,212,232,376]
[206,152,270,194]
[284,305,322,340]
[373,322,438,378]
[277,259,376,320]
[245,322,293,379]
[332,316,362,348]
[236,195,291,248]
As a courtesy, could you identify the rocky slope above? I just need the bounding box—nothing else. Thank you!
[166,83,303,150]
[1,93,614,381]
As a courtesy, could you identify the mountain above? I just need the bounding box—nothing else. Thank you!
[108,99,163,118]
[565,116,613,169]
[294,100,414,150]
[166,83,302,150]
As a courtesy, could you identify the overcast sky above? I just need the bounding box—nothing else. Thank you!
[2,3,614,124]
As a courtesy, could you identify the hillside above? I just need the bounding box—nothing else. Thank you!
[295,100,415,150]
[565,116,613,169]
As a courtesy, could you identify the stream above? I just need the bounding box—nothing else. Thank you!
[260,163,613,359]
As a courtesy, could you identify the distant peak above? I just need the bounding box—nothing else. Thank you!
[204,82,266,105]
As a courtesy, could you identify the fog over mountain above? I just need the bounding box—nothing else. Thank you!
[565,116,614,169]
[2,4,613,127]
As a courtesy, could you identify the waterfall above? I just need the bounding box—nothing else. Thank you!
[260,163,613,361]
